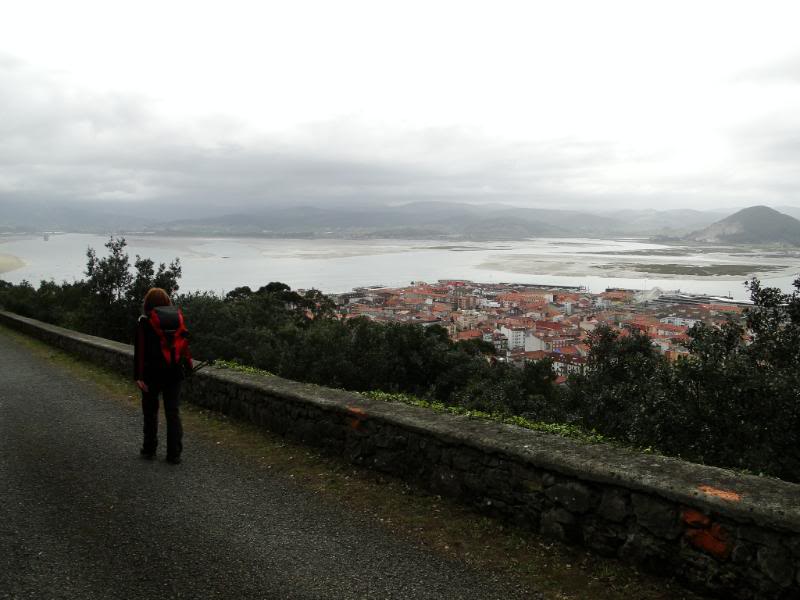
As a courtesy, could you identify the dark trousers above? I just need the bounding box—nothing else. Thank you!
[141,381,183,458]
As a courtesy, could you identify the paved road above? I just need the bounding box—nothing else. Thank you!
[0,331,531,599]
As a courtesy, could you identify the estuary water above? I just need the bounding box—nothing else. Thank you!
[1,233,799,301]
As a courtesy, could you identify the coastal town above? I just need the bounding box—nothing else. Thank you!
[330,281,749,380]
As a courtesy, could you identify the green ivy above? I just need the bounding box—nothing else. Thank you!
[360,390,609,444]
[212,359,275,377]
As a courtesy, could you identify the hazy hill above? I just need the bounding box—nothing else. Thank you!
[0,200,153,233]
[5,197,796,242]
[605,208,724,236]
[777,206,800,221]
[159,204,571,239]
[153,203,719,240]
[686,205,800,245]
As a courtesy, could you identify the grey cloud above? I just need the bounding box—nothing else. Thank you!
[751,130,800,162]
[2,53,800,218]
[727,113,800,200]
[0,57,612,209]
[734,55,800,84]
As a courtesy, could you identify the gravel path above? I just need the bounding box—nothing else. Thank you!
[0,331,532,599]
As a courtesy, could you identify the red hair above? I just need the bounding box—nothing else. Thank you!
[142,287,172,314]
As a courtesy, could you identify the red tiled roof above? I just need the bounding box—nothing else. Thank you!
[454,329,483,341]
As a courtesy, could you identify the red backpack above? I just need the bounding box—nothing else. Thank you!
[148,305,192,371]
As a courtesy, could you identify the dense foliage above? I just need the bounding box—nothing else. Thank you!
[178,284,558,417]
[2,238,798,481]
[566,277,800,481]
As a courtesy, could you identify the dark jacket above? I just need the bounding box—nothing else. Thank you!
[134,314,186,385]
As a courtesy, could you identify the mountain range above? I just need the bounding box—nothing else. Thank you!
[139,204,729,240]
[3,199,800,245]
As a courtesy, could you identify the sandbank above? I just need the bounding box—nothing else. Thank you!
[0,253,25,275]
[477,254,796,281]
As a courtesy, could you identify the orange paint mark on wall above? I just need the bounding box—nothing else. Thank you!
[685,525,732,560]
[347,406,367,430]
[682,509,710,528]
[697,485,742,502]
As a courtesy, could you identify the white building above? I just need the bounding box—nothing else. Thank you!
[524,332,550,352]
[499,325,526,350]
[660,316,698,327]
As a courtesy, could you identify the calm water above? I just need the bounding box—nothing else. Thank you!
[1,233,798,301]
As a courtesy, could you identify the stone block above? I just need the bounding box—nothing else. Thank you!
[732,540,757,565]
[678,546,717,588]
[517,475,545,494]
[620,532,672,574]
[372,449,406,474]
[545,482,593,514]
[583,518,627,557]
[784,536,800,557]
[484,497,509,513]
[738,525,781,547]
[371,428,389,448]
[631,493,682,540]
[430,466,462,497]
[452,449,481,472]
[422,442,442,463]
[754,572,784,600]
[513,491,546,515]
[551,507,577,524]
[706,566,745,597]
[540,508,581,544]
[539,514,564,540]
[597,488,629,523]
[484,467,512,492]
[389,434,409,449]
[511,507,541,531]
[462,472,485,493]
[404,434,421,450]
[757,546,795,587]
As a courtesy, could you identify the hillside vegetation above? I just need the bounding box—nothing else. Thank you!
[2,237,799,482]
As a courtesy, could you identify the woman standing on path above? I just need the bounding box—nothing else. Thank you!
[134,287,192,464]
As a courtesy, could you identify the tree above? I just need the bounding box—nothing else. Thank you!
[83,237,182,341]
[128,254,182,322]
[566,325,670,442]
[300,288,336,319]
[85,237,132,305]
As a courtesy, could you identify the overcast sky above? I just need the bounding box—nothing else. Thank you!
[2,0,800,214]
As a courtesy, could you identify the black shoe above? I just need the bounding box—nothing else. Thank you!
[140,448,156,460]
[166,455,182,465]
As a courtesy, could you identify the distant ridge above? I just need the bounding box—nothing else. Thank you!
[686,205,800,245]
[151,203,721,240]
[0,198,754,240]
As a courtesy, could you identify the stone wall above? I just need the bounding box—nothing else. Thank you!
[2,310,799,600]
